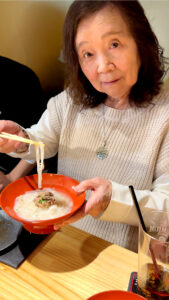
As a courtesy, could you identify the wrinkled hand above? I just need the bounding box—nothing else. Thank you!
[0,171,11,191]
[54,177,112,230]
[0,120,26,153]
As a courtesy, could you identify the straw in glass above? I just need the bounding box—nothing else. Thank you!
[129,185,160,278]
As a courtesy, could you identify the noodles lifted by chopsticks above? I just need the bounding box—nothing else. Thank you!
[0,131,45,189]
[35,143,45,189]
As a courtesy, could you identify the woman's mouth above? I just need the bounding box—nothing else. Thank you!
[102,79,120,85]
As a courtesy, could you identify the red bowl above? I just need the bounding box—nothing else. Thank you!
[0,173,85,234]
[87,291,146,300]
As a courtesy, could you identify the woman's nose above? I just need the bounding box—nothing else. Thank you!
[97,54,115,73]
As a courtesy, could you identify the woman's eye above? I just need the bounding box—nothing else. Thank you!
[110,42,119,49]
[84,52,92,58]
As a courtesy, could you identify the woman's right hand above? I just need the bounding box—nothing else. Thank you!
[0,120,27,153]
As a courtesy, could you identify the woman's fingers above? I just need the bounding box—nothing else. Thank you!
[53,225,62,231]
[74,177,112,193]
[53,178,112,231]
[53,202,87,230]
[74,178,112,216]
[0,139,19,153]
[0,120,26,153]
[0,120,20,133]
[73,179,98,193]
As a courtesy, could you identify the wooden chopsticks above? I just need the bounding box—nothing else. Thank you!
[0,131,44,147]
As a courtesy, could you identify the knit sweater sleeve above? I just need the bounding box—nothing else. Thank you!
[9,91,69,160]
[100,92,169,227]
[100,172,169,226]
[100,127,169,226]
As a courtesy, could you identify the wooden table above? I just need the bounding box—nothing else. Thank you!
[0,225,138,300]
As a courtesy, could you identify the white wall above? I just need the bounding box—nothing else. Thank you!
[140,0,169,84]
[0,0,168,94]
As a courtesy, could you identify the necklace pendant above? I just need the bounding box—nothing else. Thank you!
[96,146,108,160]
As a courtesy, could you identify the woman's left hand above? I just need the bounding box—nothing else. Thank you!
[54,177,112,230]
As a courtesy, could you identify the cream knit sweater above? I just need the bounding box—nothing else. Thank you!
[12,85,169,252]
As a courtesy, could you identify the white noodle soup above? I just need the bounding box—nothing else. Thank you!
[14,188,73,221]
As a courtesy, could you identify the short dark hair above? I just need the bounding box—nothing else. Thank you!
[63,0,168,107]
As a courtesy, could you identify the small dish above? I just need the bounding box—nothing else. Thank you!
[0,173,85,234]
[0,209,22,252]
[87,290,146,300]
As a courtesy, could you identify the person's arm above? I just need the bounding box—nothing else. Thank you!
[64,127,169,228]
[54,125,169,230]
[0,93,65,159]
[99,172,169,226]
[0,159,36,191]
[53,173,169,231]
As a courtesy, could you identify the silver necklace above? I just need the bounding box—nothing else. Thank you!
[96,104,109,160]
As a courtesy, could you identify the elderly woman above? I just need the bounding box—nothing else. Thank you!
[0,0,169,252]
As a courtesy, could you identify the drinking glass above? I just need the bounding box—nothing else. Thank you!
[138,210,169,299]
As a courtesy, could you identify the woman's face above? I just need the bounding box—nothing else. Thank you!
[75,5,141,102]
